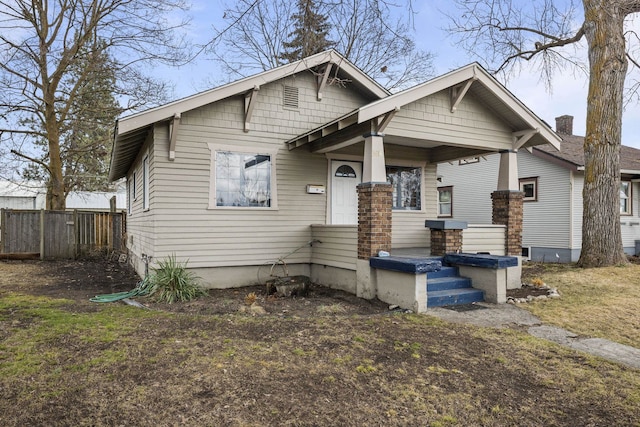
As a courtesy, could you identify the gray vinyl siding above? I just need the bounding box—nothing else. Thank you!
[571,171,583,250]
[518,150,572,249]
[436,155,497,225]
[144,72,372,270]
[437,150,573,251]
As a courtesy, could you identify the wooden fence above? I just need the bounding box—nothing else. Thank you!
[0,209,125,259]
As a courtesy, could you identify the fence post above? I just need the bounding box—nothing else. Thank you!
[74,210,79,259]
[40,209,45,260]
[0,208,4,254]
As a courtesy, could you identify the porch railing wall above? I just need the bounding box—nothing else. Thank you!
[462,224,507,255]
[310,224,358,270]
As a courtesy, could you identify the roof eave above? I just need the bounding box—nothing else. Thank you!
[117,50,389,136]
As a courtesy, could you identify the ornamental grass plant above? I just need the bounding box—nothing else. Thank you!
[147,254,207,303]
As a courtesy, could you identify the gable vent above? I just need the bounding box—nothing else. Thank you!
[283,85,299,109]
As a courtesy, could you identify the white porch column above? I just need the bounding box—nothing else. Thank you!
[362,132,387,183]
[497,149,519,191]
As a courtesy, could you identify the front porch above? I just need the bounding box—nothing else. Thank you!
[289,63,560,312]
[309,223,519,311]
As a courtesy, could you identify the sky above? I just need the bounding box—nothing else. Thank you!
[157,0,640,148]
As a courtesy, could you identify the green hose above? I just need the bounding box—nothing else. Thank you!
[90,278,152,303]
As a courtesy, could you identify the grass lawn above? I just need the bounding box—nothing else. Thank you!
[521,262,640,348]
[0,259,639,426]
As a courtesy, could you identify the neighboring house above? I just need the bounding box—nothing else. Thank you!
[109,50,560,302]
[0,181,45,209]
[0,180,127,211]
[437,115,640,263]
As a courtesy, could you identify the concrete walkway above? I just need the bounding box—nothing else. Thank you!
[427,302,640,370]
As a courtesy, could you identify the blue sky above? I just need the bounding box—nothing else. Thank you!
[158,0,640,148]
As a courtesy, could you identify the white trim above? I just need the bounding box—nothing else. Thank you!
[207,143,279,210]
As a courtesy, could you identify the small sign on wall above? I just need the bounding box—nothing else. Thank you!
[306,184,325,194]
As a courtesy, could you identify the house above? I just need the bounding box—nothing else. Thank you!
[108,50,561,309]
[437,115,640,263]
[0,180,127,211]
[0,181,46,209]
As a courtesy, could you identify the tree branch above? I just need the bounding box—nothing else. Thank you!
[496,24,586,73]
[10,149,51,175]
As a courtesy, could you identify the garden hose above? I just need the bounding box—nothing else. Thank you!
[90,278,151,303]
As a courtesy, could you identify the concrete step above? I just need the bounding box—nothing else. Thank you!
[428,288,485,307]
[427,276,472,291]
[426,265,459,279]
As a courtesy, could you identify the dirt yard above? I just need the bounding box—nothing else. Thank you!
[1,258,639,426]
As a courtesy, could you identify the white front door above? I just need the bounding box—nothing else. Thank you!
[331,161,362,224]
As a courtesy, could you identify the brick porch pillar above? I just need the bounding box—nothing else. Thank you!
[425,220,468,256]
[357,182,392,259]
[430,229,463,256]
[491,190,523,256]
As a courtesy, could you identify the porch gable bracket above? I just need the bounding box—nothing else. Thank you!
[450,77,476,113]
[169,112,181,161]
[512,129,539,151]
[317,63,333,101]
[244,85,260,132]
[376,107,399,133]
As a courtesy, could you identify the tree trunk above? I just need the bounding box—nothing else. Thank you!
[45,119,66,211]
[578,0,628,267]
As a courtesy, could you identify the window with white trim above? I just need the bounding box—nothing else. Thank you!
[386,165,421,210]
[437,186,452,217]
[620,181,631,215]
[214,151,272,208]
[132,172,137,200]
[142,155,149,210]
[519,177,538,202]
[127,178,133,215]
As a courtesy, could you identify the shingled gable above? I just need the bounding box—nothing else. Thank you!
[287,62,561,153]
[108,50,389,181]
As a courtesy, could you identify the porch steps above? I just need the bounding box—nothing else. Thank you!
[427,265,484,307]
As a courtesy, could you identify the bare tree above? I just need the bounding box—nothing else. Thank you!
[448,0,640,267]
[0,0,191,210]
[208,0,433,90]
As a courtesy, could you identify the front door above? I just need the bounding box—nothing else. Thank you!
[331,161,362,224]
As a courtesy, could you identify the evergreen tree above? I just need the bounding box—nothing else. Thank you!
[22,39,122,198]
[280,0,333,63]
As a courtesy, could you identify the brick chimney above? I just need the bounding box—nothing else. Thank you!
[555,115,573,135]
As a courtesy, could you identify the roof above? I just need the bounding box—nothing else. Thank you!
[288,63,562,152]
[535,133,640,174]
[109,50,389,181]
